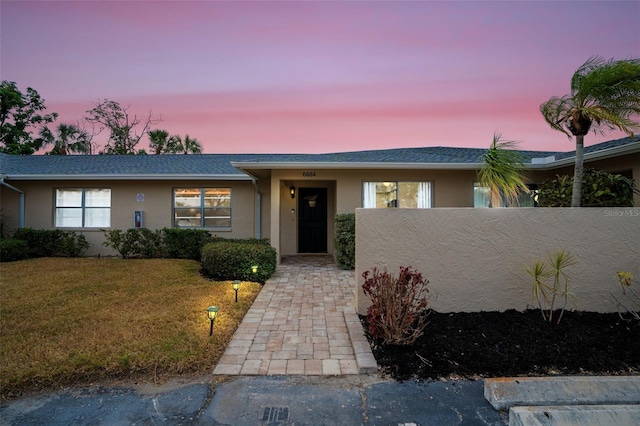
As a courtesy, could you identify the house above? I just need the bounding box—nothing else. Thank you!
[1,136,638,259]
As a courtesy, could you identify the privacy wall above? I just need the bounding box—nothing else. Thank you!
[355,208,640,315]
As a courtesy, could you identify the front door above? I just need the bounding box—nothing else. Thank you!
[298,187,327,253]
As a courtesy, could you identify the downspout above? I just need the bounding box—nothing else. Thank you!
[0,176,25,228]
[251,177,261,239]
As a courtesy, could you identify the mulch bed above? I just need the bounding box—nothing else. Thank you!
[363,310,640,381]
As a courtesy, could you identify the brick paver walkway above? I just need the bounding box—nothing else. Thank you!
[213,255,378,375]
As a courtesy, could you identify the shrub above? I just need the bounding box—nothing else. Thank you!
[525,250,578,324]
[537,169,637,207]
[362,266,431,345]
[11,228,88,258]
[610,268,640,321]
[12,228,59,257]
[102,228,140,259]
[161,228,212,261]
[0,239,29,262]
[57,232,89,257]
[201,239,277,283]
[334,214,355,270]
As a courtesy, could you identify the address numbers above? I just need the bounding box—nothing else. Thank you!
[302,172,316,177]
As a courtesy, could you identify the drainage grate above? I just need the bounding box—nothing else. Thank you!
[261,406,290,424]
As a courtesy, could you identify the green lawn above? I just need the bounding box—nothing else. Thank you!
[0,257,261,399]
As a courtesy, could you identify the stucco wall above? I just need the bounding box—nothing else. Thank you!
[5,179,260,256]
[355,207,640,314]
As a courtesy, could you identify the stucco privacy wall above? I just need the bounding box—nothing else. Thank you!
[355,207,640,315]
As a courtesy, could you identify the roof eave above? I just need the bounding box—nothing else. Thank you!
[231,161,485,170]
[4,174,252,181]
[541,140,640,170]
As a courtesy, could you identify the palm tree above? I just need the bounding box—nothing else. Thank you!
[478,132,529,207]
[39,123,91,155]
[540,56,640,207]
[173,134,203,154]
[148,129,180,155]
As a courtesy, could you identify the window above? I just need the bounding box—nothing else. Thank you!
[473,183,537,207]
[363,182,432,208]
[55,188,111,228]
[174,188,231,228]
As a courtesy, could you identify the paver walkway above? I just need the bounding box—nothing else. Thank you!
[213,255,378,376]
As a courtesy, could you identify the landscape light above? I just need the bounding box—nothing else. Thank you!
[206,306,220,336]
[232,280,241,303]
[252,265,259,274]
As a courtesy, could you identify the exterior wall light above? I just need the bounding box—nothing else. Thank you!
[232,280,241,303]
[290,185,296,199]
[206,306,220,336]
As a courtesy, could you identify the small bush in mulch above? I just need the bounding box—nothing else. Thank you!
[363,310,640,381]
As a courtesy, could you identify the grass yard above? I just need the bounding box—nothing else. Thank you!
[0,257,261,400]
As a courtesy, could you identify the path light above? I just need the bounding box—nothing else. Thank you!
[232,280,241,303]
[206,306,219,336]
[252,265,259,274]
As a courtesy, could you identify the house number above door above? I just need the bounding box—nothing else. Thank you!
[302,172,316,177]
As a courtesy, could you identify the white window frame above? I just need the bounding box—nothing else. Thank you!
[173,188,232,229]
[55,188,111,228]
[363,181,433,208]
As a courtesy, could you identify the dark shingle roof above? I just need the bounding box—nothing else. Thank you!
[1,136,637,178]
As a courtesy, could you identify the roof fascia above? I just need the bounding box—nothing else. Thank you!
[5,174,252,181]
[536,141,640,170]
[231,161,485,170]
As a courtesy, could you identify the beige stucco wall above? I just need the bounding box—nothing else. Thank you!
[355,207,640,314]
[4,179,261,256]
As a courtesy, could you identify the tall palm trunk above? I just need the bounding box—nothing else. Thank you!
[571,135,584,207]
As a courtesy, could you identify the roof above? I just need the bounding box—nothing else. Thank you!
[1,136,638,180]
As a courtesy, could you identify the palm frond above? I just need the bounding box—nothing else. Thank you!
[478,133,529,207]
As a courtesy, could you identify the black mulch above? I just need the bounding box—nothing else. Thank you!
[363,310,640,381]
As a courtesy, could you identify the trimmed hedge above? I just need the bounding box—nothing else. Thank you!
[334,213,355,270]
[103,228,213,259]
[11,228,88,258]
[201,240,277,283]
[0,239,29,262]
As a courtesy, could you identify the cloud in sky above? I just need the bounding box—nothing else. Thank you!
[1,1,638,154]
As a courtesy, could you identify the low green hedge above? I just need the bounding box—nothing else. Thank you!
[334,213,355,270]
[0,239,29,262]
[11,228,88,258]
[201,240,277,283]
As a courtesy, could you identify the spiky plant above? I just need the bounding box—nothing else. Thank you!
[478,133,529,207]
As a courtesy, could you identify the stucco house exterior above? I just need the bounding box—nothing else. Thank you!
[1,136,638,259]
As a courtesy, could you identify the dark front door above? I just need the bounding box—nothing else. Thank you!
[298,187,327,253]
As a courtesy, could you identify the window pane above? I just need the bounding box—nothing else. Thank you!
[204,189,230,207]
[204,217,231,227]
[56,189,82,207]
[376,182,397,208]
[85,189,110,207]
[175,208,202,227]
[474,184,491,208]
[174,189,201,207]
[56,208,82,227]
[398,182,419,208]
[85,208,110,227]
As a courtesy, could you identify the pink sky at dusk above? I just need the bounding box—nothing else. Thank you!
[2,1,639,154]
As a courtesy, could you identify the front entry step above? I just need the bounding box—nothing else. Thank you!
[509,404,640,426]
[484,376,640,411]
